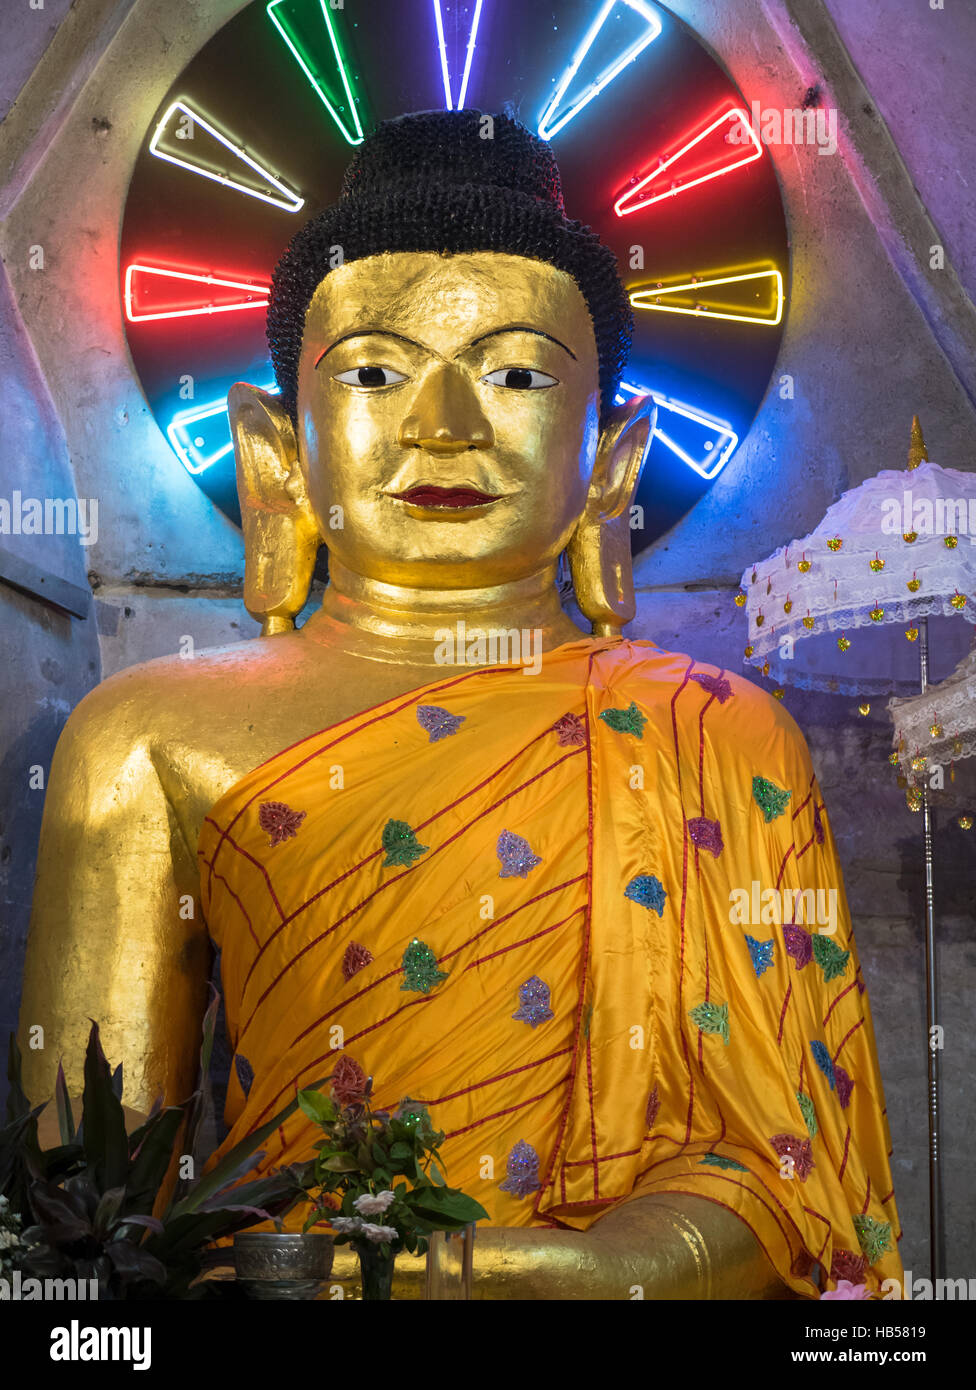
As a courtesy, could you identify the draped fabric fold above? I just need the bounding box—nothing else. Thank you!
[198,637,903,1296]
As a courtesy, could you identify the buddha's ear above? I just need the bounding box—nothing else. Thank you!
[567,393,656,635]
[228,383,321,636]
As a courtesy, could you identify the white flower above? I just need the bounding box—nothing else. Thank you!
[329,1216,365,1234]
[353,1190,396,1216]
[360,1223,398,1244]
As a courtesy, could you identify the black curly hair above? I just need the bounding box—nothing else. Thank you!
[266,109,633,422]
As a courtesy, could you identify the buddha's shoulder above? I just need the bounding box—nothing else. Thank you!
[614,640,811,764]
[56,631,311,748]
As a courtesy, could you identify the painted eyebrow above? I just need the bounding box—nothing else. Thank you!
[467,325,577,360]
[314,324,577,369]
[314,329,422,369]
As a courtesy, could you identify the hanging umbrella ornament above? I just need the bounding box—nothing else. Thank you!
[888,646,976,816]
[739,416,974,696]
[740,417,976,1283]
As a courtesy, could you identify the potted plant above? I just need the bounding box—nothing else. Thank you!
[296,1053,488,1300]
[1,999,317,1299]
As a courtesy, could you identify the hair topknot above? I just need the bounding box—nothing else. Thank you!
[267,109,632,420]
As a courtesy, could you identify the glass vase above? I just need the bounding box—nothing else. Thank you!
[357,1244,396,1300]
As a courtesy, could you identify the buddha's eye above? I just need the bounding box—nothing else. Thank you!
[333,366,408,387]
[482,368,559,390]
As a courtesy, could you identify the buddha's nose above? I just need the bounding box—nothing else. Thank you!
[398,363,494,455]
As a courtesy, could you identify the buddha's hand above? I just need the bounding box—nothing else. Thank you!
[329,1192,788,1300]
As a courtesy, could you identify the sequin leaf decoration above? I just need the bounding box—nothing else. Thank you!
[234,1054,254,1098]
[498,1140,541,1198]
[552,712,586,747]
[598,701,647,738]
[810,1040,835,1089]
[689,1001,730,1045]
[769,1133,815,1181]
[258,800,306,847]
[688,816,724,858]
[512,976,555,1027]
[400,938,447,994]
[690,671,734,704]
[645,1084,660,1130]
[416,704,465,742]
[497,830,542,878]
[796,1091,818,1138]
[625,874,667,917]
[783,924,813,969]
[811,933,851,983]
[852,1214,892,1265]
[700,1153,748,1171]
[745,935,775,978]
[752,776,792,822]
[830,1249,868,1284]
[381,819,428,867]
[342,941,373,981]
[834,1064,854,1110]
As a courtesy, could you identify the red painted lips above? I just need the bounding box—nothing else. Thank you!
[393,485,498,508]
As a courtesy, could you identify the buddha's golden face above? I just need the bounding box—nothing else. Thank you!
[295,251,601,587]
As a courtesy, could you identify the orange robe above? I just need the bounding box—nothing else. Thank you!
[198,637,903,1296]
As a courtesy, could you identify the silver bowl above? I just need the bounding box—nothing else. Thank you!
[234,1232,335,1300]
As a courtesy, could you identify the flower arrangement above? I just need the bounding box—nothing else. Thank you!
[820,1280,871,1300]
[296,1053,488,1299]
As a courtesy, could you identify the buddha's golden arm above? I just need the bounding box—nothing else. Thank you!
[17,683,210,1115]
[326,1193,790,1300]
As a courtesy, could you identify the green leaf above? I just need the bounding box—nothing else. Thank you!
[182,987,221,1172]
[199,985,219,1079]
[429,1161,446,1187]
[405,1186,490,1225]
[389,1141,412,1159]
[93,1186,126,1240]
[54,1062,75,1146]
[125,1107,185,1216]
[297,1089,337,1126]
[322,1153,359,1172]
[165,1076,329,1220]
[5,1033,31,1124]
[81,1022,128,1191]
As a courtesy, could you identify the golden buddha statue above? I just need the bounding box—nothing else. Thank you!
[19,111,903,1300]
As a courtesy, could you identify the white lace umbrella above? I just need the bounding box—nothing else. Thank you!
[888,647,976,823]
[739,424,974,696]
[740,418,975,1282]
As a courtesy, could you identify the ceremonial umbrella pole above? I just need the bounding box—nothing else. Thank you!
[739,418,976,1282]
[887,645,976,1284]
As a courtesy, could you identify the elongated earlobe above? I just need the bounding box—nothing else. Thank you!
[567,393,655,635]
[228,383,321,635]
